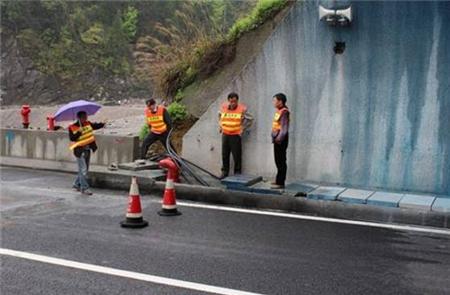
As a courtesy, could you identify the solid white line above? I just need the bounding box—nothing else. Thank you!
[0,248,263,295]
[175,201,450,236]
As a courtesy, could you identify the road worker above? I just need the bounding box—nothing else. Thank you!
[271,93,290,189]
[141,98,176,159]
[68,111,105,195]
[218,92,253,179]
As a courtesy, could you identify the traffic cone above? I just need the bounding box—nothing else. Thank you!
[120,176,148,228]
[158,164,181,216]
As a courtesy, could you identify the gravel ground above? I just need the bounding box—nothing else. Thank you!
[0,101,147,136]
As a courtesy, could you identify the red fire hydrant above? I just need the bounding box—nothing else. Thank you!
[20,105,31,129]
[47,115,55,131]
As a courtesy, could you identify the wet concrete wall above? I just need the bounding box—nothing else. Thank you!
[183,1,450,196]
[0,128,139,166]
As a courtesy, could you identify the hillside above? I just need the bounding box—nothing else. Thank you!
[0,1,253,106]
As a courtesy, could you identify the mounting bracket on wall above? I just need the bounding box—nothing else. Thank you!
[319,5,352,27]
[334,42,346,54]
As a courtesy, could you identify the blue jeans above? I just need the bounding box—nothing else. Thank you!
[73,150,90,191]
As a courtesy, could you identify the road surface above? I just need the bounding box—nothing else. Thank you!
[1,167,449,294]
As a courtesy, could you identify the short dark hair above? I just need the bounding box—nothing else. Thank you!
[77,111,87,119]
[227,92,239,100]
[273,93,287,105]
[146,98,156,106]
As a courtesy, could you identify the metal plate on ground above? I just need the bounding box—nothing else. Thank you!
[338,189,375,204]
[118,160,160,171]
[221,174,263,187]
[367,192,404,208]
[432,197,450,213]
[399,194,436,211]
[307,186,347,201]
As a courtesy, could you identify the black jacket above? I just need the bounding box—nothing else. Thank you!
[68,121,105,157]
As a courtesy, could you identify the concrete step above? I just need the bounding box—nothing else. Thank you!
[432,198,450,213]
[399,194,436,211]
[338,189,375,204]
[366,192,404,208]
[308,186,347,201]
[89,166,166,191]
[118,160,160,171]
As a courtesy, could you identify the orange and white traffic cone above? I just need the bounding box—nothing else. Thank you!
[158,157,181,216]
[120,176,148,228]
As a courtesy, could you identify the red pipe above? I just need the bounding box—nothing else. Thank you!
[159,157,179,181]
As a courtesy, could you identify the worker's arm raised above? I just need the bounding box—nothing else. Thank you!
[90,122,105,130]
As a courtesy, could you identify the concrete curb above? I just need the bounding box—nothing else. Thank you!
[148,182,449,229]
[2,162,449,229]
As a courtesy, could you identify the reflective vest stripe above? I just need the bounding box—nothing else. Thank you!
[69,123,95,150]
[70,137,95,150]
[272,108,288,132]
[146,106,167,134]
[220,103,246,135]
[78,130,93,141]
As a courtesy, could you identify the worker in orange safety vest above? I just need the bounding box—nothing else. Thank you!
[68,111,105,195]
[270,93,290,189]
[218,92,253,179]
[141,98,176,159]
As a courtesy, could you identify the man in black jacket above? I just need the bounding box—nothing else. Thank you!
[68,111,105,195]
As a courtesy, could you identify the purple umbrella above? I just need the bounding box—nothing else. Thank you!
[54,100,102,122]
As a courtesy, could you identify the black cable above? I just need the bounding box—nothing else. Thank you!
[179,157,220,180]
[165,128,210,186]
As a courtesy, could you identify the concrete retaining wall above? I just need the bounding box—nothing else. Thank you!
[0,128,139,166]
[183,1,450,196]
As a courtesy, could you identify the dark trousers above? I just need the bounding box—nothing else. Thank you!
[274,137,288,185]
[141,131,176,159]
[222,134,242,176]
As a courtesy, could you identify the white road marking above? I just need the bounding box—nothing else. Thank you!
[176,201,450,236]
[0,248,263,295]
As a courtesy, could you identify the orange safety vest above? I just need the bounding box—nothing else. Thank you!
[69,122,95,150]
[146,105,167,134]
[220,102,246,136]
[272,107,289,132]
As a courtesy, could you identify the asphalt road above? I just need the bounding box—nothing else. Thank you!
[1,167,450,295]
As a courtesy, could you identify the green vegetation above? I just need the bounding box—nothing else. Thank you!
[1,0,287,102]
[228,0,288,40]
[167,102,188,122]
[139,123,149,141]
[138,102,188,140]
[2,2,140,80]
[150,0,289,99]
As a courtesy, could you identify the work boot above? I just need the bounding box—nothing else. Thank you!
[81,189,93,196]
